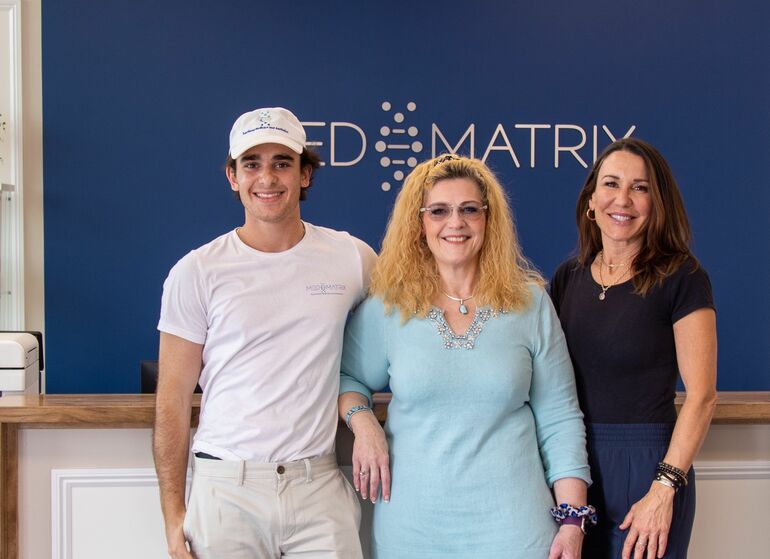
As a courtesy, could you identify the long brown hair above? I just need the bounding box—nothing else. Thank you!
[371,154,543,322]
[576,138,696,295]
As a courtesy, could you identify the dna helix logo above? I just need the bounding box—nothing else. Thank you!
[375,101,423,192]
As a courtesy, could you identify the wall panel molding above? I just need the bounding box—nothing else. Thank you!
[694,460,770,481]
[48,461,769,558]
[51,468,191,559]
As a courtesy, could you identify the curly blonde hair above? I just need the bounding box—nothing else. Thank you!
[371,154,543,322]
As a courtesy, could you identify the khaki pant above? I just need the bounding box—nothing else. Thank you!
[183,454,363,558]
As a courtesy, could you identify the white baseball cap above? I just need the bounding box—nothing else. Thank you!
[229,107,306,159]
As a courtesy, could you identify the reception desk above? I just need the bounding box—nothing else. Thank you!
[0,392,768,558]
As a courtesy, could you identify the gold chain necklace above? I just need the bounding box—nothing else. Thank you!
[597,251,632,301]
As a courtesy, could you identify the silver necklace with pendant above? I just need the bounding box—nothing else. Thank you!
[442,291,475,315]
[597,251,632,301]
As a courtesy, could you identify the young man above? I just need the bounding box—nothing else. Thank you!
[154,107,375,558]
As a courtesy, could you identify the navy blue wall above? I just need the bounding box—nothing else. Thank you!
[42,0,769,392]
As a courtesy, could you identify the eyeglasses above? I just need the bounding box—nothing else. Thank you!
[419,203,488,221]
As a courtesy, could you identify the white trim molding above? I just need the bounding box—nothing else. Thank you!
[0,0,23,329]
[693,460,770,481]
[51,468,192,559]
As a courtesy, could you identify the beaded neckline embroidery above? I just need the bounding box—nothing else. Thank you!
[427,307,493,350]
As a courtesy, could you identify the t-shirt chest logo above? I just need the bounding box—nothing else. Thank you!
[306,282,347,296]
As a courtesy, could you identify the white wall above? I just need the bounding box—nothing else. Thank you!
[20,429,162,559]
[21,0,43,333]
[689,425,770,557]
[18,425,770,559]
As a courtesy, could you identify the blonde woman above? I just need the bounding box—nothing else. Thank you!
[339,154,594,559]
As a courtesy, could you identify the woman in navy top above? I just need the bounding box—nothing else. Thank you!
[550,138,717,559]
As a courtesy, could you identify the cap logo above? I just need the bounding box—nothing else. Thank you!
[241,110,289,137]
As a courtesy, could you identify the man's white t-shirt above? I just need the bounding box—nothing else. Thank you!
[158,222,376,462]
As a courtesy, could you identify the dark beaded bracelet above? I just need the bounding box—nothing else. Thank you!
[657,462,688,486]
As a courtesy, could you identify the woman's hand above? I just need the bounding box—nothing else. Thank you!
[350,411,391,503]
[620,482,675,559]
[549,478,590,559]
[548,524,583,559]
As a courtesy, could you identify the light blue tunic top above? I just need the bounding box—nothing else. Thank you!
[340,286,591,559]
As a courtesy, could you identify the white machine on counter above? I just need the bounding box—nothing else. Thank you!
[0,332,41,395]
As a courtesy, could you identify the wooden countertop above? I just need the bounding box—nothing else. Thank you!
[0,392,768,425]
[0,394,200,427]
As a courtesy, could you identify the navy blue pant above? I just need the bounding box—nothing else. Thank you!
[583,424,695,559]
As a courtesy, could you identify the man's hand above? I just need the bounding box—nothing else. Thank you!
[165,512,193,559]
